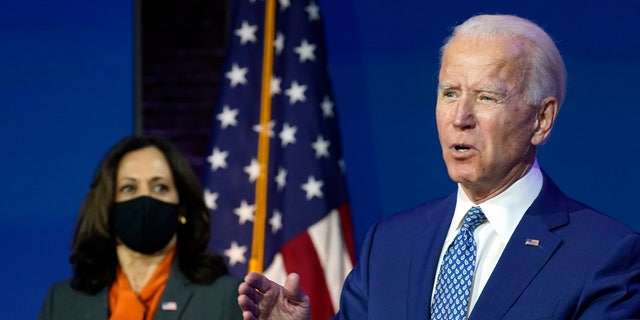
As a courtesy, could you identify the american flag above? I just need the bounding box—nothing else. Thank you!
[161,301,178,311]
[202,0,355,318]
[525,238,540,247]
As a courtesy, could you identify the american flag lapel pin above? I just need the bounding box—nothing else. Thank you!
[525,238,540,247]
[161,301,178,311]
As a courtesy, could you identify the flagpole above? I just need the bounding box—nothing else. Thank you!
[249,0,276,274]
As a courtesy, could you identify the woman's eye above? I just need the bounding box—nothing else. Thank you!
[152,184,169,193]
[119,185,135,193]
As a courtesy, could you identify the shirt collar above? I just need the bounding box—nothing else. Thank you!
[452,160,543,243]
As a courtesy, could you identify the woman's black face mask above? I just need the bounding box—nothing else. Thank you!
[112,196,179,254]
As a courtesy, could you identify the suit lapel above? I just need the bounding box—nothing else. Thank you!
[470,174,569,320]
[407,195,456,319]
[154,261,193,320]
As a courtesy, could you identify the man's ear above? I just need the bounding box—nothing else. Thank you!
[531,97,559,146]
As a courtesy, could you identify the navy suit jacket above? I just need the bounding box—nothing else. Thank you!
[39,261,242,320]
[335,174,640,319]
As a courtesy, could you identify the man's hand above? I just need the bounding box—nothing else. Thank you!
[238,272,311,320]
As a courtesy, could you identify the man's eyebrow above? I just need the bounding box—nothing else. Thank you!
[437,83,457,90]
[473,87,507,95]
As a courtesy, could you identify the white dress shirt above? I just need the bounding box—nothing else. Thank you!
[431,160,543,315]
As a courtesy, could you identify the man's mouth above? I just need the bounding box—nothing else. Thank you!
[454,144,471,152]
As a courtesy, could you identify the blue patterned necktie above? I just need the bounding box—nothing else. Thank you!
[431,206,487,320]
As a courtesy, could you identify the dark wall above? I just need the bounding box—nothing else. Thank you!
[1,0,639,319]
[141,0,228,176]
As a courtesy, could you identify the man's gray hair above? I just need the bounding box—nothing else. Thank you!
[441,14,567,108]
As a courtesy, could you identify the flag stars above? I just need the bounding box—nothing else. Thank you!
[294,39,317,63]
[244,158,261,183]
[305,1,321,21]
[285,81,307,105]
[235,21,258,45]
[216,105,239,129]
[275,167,287,190]
[301,176,324,200]
[271,76,282,96]
[312,135,330,158]
[207,148,229,171]
[278,0,290,11]
[211,0,351,282]
[234,200,255,225]
[321,95,334,118]
[274,32,285,55]
[253,120,276,137]
[269,210,283,234]
[279,122,298,147]
[204,189,219,210]
[225,63,248,87]
[224,241,247,266]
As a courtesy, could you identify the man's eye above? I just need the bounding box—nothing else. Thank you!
[479,95,496,101]
[443,91,456,98]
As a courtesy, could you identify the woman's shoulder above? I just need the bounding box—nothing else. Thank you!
[172,266,240,293]
[194,274,242,291]
[45,279,76,296]
[169,273,242,319]
[40,279,108,320]
[45,278,108,299]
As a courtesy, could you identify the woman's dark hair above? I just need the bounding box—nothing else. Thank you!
[69,136,228,294]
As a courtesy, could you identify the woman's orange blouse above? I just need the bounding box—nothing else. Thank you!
[108,246,176,320]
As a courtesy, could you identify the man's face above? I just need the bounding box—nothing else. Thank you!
[436,36,543,202]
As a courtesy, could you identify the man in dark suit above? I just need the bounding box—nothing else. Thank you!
[237,14,640,319]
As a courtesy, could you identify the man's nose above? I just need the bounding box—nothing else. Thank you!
[452,97,476,129]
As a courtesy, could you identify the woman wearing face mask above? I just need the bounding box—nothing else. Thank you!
[40,136,242,320]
